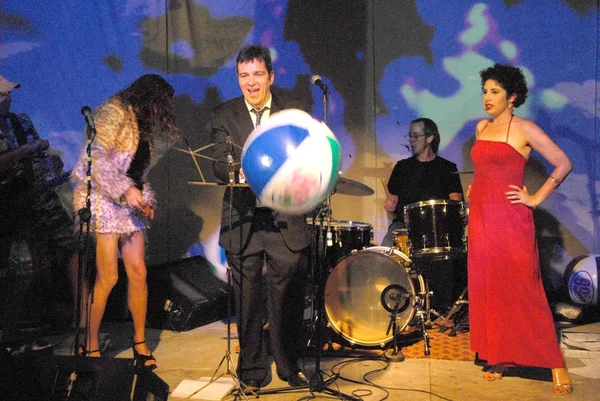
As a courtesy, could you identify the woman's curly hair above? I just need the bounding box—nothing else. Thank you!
[480,64,528,108]
[116,74,180,143]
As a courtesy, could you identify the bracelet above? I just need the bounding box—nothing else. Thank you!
[531,194,537,210]
[549,176,561,186]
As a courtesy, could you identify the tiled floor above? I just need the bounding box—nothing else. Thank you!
[33,320,597,401]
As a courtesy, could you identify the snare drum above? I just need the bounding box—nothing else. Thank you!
[392,228,410,255]
[309,219,372,262]
[404,199,466,259]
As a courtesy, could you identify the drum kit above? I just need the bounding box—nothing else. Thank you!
[307,182,468,358]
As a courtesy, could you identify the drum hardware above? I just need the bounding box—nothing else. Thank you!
[380,284,416,361]
[438,287,469,336]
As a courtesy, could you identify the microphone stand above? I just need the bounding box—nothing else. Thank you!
[65,120,95,401]
[258,81,359,400]
[381,285,407,362]
[75,123,95,354]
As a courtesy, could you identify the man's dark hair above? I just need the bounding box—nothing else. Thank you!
[236,45,273,74]
[480,63,529,108]
[412,117,440,153]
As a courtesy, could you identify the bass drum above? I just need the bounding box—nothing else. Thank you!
[324,246,425,347]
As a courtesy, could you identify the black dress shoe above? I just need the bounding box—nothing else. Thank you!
[287,371,308,387]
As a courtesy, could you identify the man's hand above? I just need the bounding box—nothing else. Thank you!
[384,194,398,212]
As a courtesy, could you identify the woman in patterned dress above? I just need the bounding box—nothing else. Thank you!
[72,74,178,369]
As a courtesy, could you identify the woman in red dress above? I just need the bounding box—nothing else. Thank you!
[468,63,573,395]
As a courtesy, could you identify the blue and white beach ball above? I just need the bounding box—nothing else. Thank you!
[241,109,342,215]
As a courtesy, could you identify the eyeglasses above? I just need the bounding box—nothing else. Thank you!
[404,134,426,141]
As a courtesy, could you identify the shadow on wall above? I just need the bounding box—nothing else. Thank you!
[145,81,314,265]
[285,0,434,130]
[145,89,222,265]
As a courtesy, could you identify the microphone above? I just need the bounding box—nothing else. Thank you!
[81,106,96,131]
[225,135,235,183]
[311,75,330,94]
[225,136,234,163]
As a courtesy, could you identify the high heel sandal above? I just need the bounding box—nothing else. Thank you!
[132,339,157,371]
[79,345,101,357]
[552,368,573,395]
[482,364,506,381]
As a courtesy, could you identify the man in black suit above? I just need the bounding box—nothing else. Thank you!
[211,45,309,390]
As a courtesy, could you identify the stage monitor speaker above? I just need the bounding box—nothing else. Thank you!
[2,353,169,401]
[147,255,231,332]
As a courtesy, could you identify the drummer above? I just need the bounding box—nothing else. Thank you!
[382,118,464,309]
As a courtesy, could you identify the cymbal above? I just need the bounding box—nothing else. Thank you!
[334,177,374,196]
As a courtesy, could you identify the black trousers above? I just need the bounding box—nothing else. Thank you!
[226,219,307,384]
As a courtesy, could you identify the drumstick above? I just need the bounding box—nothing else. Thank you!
[381,178,390,197]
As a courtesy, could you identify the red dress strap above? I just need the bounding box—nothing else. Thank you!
[505,114,514,142]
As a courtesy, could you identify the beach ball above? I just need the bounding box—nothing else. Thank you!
[241,109,341,215]
[565,254,599,305]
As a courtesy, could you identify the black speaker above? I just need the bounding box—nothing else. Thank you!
[147,256,231,332]
[1,353,169,401]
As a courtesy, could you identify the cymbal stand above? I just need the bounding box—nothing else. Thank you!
[305,199,330,349]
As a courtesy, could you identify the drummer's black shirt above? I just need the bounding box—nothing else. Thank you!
[387,155,463,223]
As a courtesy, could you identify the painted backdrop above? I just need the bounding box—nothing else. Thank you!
[2,0,598,294]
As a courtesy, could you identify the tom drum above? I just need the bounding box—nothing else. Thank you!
[404,199,466,259]
[309,219,372,263]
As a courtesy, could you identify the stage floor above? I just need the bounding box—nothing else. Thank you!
[38,319,597,401]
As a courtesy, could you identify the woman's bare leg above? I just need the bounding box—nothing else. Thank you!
[121,232,155,367]
[85,234,119,355]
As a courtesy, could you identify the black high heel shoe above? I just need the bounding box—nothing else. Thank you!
[79,345,101,357]
[132,339,157,370]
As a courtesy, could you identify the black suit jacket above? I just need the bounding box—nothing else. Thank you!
[210,94,310,254]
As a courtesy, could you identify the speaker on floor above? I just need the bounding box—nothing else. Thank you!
[147,255,231,332]
[1,352,169,401]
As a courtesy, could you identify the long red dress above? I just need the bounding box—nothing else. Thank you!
[468,122,565,369]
